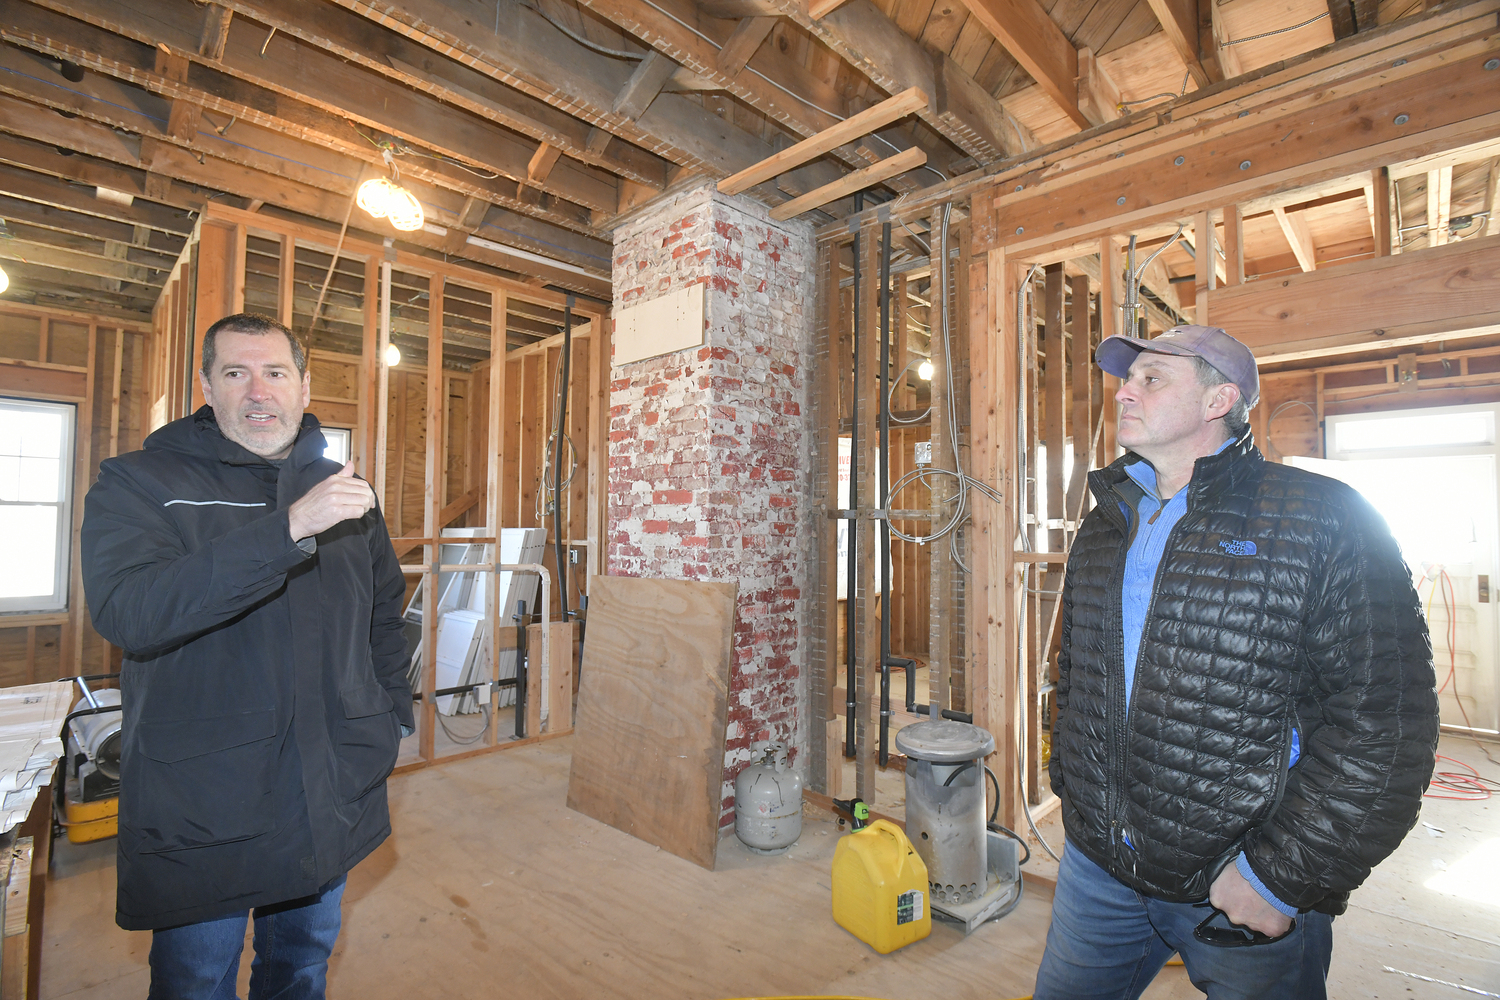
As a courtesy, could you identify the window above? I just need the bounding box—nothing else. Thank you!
[0,399,76,613]
[322,427,352,465]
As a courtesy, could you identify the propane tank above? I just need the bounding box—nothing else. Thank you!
[734,741,803,854]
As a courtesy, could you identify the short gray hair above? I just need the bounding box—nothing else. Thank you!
[200,312,307,378]
[1192,356,1251,440]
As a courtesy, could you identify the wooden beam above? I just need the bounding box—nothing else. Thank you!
[720,86,928,195]
[1327,0,1357,40]
[197,3,233,58]
[612,50,678,122]
[1208,234,1500,360]
[980,35,1500,257]
[1272,205,1318,272]
[1484,157,1499,239]
[952,0,1091,131]
[526,143,564,188]
[1353,0,1380,32]
[1146,0,1215,86]
[769,147,926,221]
[716,16,776,77]
[808,0,851,15]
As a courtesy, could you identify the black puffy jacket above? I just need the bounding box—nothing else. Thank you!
[82,408,413,931]
[1051,433,1438,914]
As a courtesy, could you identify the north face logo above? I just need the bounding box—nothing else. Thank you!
[1219,539,1257,556]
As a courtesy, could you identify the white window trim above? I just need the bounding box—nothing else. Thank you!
[0,397,77,615]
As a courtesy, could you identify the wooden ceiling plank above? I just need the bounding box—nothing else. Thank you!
[951,0,1091,130]
[716,16,777,77]
[222,0,670,189]
[0,193,186,254]
[768,0,1021,162]
[4,2,607,234]
[809,0,853,16]
[0,163,191,234]
[1144,0,1214,85]
[326,0,774,178]
[769,146,926,220]
[3,218,176,269]
[0,237,161,286]
[718,86,929,195]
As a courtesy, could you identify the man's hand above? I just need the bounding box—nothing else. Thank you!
[287,461,376,541]
[1209,863,1294,937]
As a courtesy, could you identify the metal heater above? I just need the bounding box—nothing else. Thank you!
[895,719,1021,933]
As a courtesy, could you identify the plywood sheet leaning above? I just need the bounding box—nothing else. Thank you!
[566,575,738,870]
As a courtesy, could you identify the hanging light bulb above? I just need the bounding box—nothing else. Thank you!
[917,358,934,381]
[357,177,396,219]
[383,341,401,367]
[357,149,423,232]
[0,265,8,295]
[385,185,424,232]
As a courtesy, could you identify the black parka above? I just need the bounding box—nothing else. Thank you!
[1051,433,1438,915]
[82,408,413,931]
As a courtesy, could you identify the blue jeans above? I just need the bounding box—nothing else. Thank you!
[147,876,346,1000]
[1033,844,1332,1000]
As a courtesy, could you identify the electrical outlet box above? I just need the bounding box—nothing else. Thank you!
[569,548,581,565]
[915,441,932,466]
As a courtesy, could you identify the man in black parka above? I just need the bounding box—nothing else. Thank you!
[1032,325,1438,1000]
[82,313,412,1000]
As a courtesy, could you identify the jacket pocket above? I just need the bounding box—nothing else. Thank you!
[336,682,400,802]
[133,709,279,853]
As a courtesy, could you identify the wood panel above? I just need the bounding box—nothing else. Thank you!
[566,575,738,870]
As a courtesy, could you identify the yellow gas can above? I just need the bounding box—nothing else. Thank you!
[830,819,932,954]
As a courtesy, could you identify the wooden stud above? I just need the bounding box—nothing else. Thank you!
[819,239,842,794]
[927,211,950,732]
[1099,237,1122,466]
[485,290,507,747]
[420,276,444,764]
[278,234,296,328]
[1043,264,1066,555]
[68,323,98,673]
[1433,165,1454,247]
[1369,167,1393,257]
[1195,210,1217,320]
[108,328,124,458]
[1221,204,1244,286]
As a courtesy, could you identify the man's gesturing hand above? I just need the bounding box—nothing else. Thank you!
[1208,862,1294,938]
[287,461,376,541]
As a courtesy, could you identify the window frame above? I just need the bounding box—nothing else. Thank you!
[0,396,78,615]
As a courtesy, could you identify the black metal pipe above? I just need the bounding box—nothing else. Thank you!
[513,599,529,739]
[844,193,862,759]
[554,294,574,619]
[913,705,973,724]
[878,221,893,767]
[420,678,519,700]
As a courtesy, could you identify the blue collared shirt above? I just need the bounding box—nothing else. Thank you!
[1118,442,1298,918]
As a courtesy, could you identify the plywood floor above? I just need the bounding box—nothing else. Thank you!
[39,735,1500,1000]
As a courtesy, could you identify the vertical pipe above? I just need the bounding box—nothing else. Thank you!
[878,222,893,767]
[555,294,574,619]
[845,194,862,758]
[876,220,888,767]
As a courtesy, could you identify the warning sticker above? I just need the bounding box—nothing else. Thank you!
[896,890,923,925]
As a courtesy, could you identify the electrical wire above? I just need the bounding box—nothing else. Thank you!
[530,3,647,59]
[1262,399,1315,461]
[537,343,580,523]
[887,356,932,424]
[886,204,1005,551]
[1423,565,1500,768]
[1426,754,1499,800]
[436,704,492,745]
[1221,11,1329,45]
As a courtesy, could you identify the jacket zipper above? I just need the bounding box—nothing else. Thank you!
[1104,477,1201,870]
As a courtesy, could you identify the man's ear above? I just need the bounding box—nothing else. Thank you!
[1205,382,1240,421]
[198,370,214,408]
[300,369,312,409]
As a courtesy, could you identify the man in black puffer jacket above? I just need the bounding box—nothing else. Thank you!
[1032,325,1437,1000]
[82,314,412,1000]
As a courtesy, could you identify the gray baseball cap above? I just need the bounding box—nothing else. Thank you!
[1095,325,1259,407]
